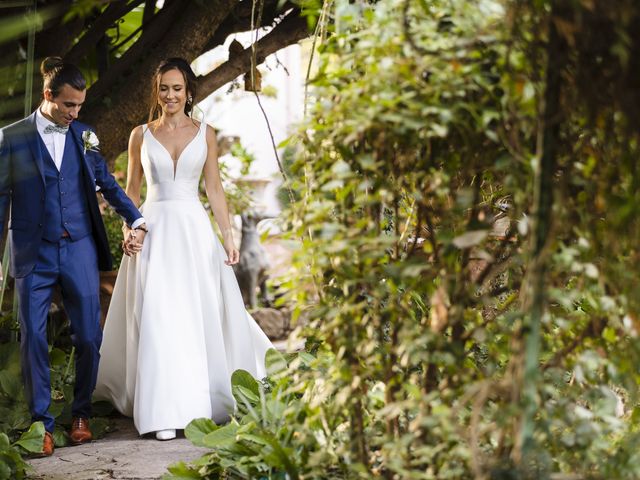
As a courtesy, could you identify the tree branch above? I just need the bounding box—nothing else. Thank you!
[541,316,606,371]
[199,0,293,54]
[84,0,188,104]
[83,0,240,160]
[142,0,155,28]
[34,1,85,58]
[65,0,146,64]
[195,8,309,103]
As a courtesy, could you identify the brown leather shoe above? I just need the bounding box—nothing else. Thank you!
[69,417,92,445]
[42,431,54,456]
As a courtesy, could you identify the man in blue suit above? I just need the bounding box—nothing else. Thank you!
[0,57,146,455]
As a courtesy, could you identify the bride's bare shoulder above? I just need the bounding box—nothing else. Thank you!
[201,122,218,142]
[129,124,148,146]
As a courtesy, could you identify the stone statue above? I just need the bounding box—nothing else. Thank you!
[233,212,270,309]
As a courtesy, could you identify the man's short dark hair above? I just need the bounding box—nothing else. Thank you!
[40,56,86,97]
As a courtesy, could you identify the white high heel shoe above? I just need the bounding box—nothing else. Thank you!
[155,429,176,441]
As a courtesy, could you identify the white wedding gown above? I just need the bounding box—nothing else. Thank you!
[94,120,273,434]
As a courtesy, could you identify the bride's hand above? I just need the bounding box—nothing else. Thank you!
[224,245,239,266]
[222,230,240,265]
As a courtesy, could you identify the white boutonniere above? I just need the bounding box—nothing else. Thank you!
[82,130,100,153]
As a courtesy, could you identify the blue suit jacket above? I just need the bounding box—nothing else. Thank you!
[0,112,142,277]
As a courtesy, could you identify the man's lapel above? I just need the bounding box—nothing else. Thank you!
[68,122,86,159]
[24,112,45,185]
[69,122,95,186]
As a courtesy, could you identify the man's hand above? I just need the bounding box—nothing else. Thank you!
[122,225,146,256]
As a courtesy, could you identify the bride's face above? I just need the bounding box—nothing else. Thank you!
[157,68,189,115]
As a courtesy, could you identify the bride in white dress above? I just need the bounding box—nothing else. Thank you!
[94,58,273,440]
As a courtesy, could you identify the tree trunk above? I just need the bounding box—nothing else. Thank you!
[195,9,308,103]
[82,0,238,161]
[516,0,570,465]
[0,0,311,160]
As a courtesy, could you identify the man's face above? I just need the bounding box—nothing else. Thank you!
[43,84,86,126]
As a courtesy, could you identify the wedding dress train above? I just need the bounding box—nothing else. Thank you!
[94,120,273,434]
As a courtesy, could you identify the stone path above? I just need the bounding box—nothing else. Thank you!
[27,339,301,479]
[28,416,208,480]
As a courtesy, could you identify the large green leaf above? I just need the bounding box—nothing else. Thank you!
[48,401,65,419]
[0,371,21,398]
[184,418,218,447]
[237,432,270,446]
[0,460,12,480]
[231,369,260,396]
[233,384,260,406]
[13,422,44,453]
[297,352,316,366]
[1,446,27,478]
[0,343,20,375]
[4,408,31,432]
[49,348,67,368]
[265,349,288,376]
[202,423,239,448]
[89,418,110,439]
[52,430,68,448]
[163,461,202,479]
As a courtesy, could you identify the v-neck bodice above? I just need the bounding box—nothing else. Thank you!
[141,121,207,202]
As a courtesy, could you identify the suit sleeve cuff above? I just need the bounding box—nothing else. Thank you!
[130,217,146,229]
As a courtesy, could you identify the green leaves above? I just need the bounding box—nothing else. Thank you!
[201,423,239,448]
[172,352,324,479]
[265,349,288,377]
[170,0,640,477]
[185,418,239,451]
[0,422,45,480]
[232,370,260,399]
[164,461,203,479]
[0,371,21,400]
[184,418,219,448]
[13,422,44,453]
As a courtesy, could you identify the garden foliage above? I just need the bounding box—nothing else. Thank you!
[175,0,640,478]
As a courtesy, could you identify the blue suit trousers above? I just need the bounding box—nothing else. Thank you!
[16,235,101,432]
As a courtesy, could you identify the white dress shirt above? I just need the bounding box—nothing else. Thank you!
[35,108,66,171]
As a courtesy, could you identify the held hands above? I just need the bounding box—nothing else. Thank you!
[222,229,239,266]
[122,224,147,256]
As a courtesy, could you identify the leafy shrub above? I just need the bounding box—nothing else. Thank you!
[0,337,112,455]
[176,0,640,477]
[0,422,46,479]
[0,341,44,477]
[166,349,339,479]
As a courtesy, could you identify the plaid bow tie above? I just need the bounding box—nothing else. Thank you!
[43,124,69,135]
